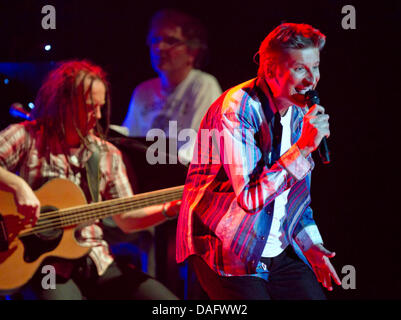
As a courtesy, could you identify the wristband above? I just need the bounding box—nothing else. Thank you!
[161,204,172,219]
[161,203,178,220]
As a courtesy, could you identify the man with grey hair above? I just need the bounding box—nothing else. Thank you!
[122,9,222,163]
[176,23,341,299]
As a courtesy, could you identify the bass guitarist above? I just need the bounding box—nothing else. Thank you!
[0,60,180,300]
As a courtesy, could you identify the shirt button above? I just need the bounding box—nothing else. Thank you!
[70,155,79,166]
[261,236,265,240]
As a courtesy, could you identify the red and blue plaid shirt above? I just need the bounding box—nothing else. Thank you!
[176,78,323,276]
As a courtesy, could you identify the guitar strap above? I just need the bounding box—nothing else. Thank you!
[85,145,100,203]
[42,145,101,279]
[86,144,119,228]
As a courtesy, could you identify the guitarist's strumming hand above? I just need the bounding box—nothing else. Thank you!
[0,167,40,226]
[13,177,41,226]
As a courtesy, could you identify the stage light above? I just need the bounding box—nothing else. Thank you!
[3,78,9,85]
[9,103,32,120]
[28,102,35,109]
[44,44,52,51]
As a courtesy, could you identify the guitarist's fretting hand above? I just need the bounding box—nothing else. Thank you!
[13,177,41,226]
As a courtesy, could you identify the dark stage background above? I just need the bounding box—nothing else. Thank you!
[0,0,400,300]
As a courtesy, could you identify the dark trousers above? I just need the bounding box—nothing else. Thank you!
[190,246,326,300]
[17,255,178,300]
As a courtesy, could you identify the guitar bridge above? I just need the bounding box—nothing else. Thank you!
[0,214,8,252]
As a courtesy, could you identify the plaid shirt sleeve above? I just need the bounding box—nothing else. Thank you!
[293,206,324,252]
[0,123,29,171]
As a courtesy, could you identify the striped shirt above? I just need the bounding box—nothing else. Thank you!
[176,78,323,276]
[0,121,133,276]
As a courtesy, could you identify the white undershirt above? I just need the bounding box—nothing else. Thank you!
[262,106,292,257]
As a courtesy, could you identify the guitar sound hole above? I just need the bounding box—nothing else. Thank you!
[20,205,63,263]
[0,214,9,252]
[35,206,63,240]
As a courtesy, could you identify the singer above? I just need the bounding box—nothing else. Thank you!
[176,23,341,300]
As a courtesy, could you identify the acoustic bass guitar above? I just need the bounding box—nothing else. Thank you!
[0,178,183,293]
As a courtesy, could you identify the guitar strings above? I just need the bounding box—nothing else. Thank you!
[19,189,183,237]
[42,187,184,225]
[20,192,182,237]
[38,185,184,219]
[31,185,184,225]
[20,190,183,235]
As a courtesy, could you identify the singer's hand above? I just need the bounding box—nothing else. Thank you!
[296,104,330,158]
[304,244,342,291]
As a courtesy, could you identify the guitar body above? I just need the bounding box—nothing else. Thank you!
[0,177,184,294]
[0,179,90,293]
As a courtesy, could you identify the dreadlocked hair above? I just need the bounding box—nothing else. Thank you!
[31,60,111,152]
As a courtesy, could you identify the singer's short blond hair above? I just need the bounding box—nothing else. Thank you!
[257,23,326,78]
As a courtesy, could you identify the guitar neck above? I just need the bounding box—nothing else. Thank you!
[22,185,184,236]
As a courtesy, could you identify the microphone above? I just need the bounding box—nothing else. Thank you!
[305,90,330,164]
[9,103,32,121]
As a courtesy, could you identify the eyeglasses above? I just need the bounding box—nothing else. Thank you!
[147,35,187,48]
